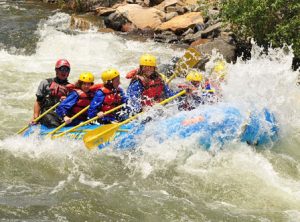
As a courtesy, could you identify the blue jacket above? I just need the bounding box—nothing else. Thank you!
[127,79,175,113]
[87,88,128,123]
[55,91,82,126]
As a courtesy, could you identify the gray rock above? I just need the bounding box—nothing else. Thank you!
[200,22,222,38]
[182,30,202,43]
[154,31,179,43]
[194,38,236,62]
[104,12,129,31]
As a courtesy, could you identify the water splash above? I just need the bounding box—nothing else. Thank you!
[1,8,300,221]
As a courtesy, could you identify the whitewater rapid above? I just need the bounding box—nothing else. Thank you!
[1,5,300,221]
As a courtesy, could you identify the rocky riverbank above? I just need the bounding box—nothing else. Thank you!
[41,0,242,63]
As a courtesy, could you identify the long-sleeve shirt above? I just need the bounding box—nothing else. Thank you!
[55,91,84,126]
[127,79,176,113]
[56,91,79,118]
[87,88,128,123]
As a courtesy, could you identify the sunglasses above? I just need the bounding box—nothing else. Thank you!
[57,66,70,73]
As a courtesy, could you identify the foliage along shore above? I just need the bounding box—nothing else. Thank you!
[41,0,299,70]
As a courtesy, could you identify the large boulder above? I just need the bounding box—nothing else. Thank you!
[104,12,129,31]
[156,12,204,33]
[116,4,165,30]
[193,38,236,62]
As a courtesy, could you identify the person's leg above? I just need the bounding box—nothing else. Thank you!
[40,111,63,128]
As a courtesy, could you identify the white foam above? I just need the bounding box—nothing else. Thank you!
[1,11,300,214]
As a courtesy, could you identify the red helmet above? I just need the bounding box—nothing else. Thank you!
[55,59,70,69]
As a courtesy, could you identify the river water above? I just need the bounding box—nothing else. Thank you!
[1,0,300,221]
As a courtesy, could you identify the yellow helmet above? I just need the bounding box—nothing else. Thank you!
[186,70,203,82]
[139,54,157,67]
[212,60,227,80]
[213,60,226,73]
[79,72,94,83]
[101,68,120,83]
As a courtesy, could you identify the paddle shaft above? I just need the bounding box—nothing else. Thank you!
[53,104,124,138]
[112,90,187,128]
[47,105,90,137]
[84,90,187,149]
[17,102,60,135]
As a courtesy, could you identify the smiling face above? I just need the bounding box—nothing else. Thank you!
[141,66,155,77]
[81,82,93,93]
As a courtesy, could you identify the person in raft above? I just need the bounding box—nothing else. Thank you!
[207,59,228,98]
[87,68,129,124]
[126,54,175,113]
[31,59,73,128]
[177,70,205,111]
[56,72,95,126]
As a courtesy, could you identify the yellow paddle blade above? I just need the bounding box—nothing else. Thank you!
[167,48,202,84]
[176,47,201,74]
[82,90,186,150]
[83,123,120,150]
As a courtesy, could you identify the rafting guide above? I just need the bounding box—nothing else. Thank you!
[31,59,72,128]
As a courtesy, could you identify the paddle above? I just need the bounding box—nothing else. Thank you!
[83,90,187,150]
[52,104,124,139]
[166,47,202,84]
[46,105,91,137]
[17,102,60,135]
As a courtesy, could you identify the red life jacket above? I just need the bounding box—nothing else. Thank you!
[135,75,165,107]
[100,86,122,112]
[126,68,139,79]
[66,84,75,91]
[90,83,103,92]
[49,80,70,98]
[41,78,72,112]
[70,89,94,120]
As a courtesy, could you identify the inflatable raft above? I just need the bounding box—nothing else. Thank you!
[23,103,279,151]
[111,104,279,150]
[23,124,99,139]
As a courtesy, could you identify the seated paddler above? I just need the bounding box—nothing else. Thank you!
[87,68,129,124]
[56,72,95,126]
[178,70,204,111]
[126,53,176,114]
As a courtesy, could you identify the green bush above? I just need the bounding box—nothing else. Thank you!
[220,0,300,57]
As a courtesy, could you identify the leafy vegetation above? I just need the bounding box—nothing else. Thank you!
[220,0,300,60]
